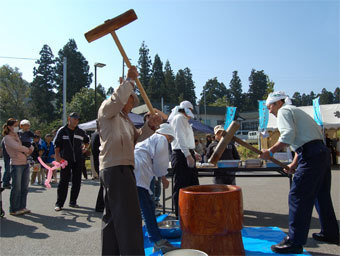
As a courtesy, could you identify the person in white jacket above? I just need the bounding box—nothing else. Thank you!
[134,123,177,254]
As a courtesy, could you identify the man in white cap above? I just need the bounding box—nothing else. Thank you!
[168,100,201,217]
[98,66,162,256]
[260,91,339,253]
[134,123,177,254]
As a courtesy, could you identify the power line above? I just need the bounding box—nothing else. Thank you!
[0,56,38,61]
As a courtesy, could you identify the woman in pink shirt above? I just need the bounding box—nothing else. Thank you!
[2,118,33,216]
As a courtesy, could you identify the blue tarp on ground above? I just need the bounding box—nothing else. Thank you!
[144,215,310,256]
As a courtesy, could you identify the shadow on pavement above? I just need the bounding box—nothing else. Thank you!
[0,218,49,239]
[244,209,322,230]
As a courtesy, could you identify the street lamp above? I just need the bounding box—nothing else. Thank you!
[94,62,106,117]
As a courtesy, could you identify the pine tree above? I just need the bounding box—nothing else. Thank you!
[228,71,244,110]
[164,60,177,103]
[137,41,152,95]
[148,54,165,102]
[30,44,56,122]
[334,87,340,103]
[55,39,93,109]
[175,69,186,104]
[247,69,268,111]
[183,67,196,105]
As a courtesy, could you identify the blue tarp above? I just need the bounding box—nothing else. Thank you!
[145,215,310,256]
[189,119,214,134]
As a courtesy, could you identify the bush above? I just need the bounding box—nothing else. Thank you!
[236,144,259,160]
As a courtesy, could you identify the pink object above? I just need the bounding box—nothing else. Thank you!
[37,157,68,188]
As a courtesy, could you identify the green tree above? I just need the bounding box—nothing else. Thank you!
[164,60,177,103]
[55,39,93,109]
[137,41,152,95]
[0,65,30,124]
[175,69,186,103]
[247,69,268,111]
[292,92,302,106]
[199,77,227,106]
[107,86,114,96]
[30,44,57,123]
[319,88,334,104]
[228,71,244,110]
[148,54,165,102]
[264,76,275,100]
[68,87,105,122]
[183,67,196,105]
[334,87,339,103]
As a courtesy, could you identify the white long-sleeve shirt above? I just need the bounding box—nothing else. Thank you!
[170,113,195,157]
[134,133,169,194]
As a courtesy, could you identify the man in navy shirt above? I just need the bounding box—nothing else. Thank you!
[53,112,89,211]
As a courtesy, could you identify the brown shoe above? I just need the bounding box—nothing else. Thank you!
[10,210,25,216]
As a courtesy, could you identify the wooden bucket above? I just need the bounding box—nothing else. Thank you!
[179,185,244,255]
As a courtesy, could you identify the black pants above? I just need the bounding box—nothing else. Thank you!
[100,165,144,256]
[214,170,236,185]
[56,161,82,207]
[171,149,199,217]
[94,154,104,211]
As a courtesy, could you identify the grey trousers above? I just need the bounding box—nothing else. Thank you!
[100,165,144,256]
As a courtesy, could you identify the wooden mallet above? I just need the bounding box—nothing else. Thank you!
[84,9,155,115]
[208,121,289,170]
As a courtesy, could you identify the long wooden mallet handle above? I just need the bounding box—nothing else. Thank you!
[110,31,155,115]
[233,136,289,169]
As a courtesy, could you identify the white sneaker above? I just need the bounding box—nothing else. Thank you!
[153,239,178,254]
[54,206,62,212]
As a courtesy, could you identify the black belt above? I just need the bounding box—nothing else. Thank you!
[295,140,323,154]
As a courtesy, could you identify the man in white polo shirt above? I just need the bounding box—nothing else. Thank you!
[260,91,339,254]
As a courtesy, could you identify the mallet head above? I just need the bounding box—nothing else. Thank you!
[85,9,137,43]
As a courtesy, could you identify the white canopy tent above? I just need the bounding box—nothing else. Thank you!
[267,104,340,130]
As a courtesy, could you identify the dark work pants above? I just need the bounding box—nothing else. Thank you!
[56,162,82,207]
[171,149,199,217]
[100,165,144,256]
[214,170,236,185]
[94,154,104,211]
[288,141,339,245]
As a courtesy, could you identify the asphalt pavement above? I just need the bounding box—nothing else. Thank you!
[0,160,339,256]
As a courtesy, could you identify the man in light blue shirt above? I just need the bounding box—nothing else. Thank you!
[260,91,339,254]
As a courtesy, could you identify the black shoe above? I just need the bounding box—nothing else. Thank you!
[312,232,339,245]
[271,236,303,254]
[69,204,79,208]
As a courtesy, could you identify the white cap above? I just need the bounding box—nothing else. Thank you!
[214,125,224,135]
[179,100,193,110]
[20,119,30,126]
[156,123,175,138]
[266,91,292,106]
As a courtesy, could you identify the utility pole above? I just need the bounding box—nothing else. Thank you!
[62,57,67,125]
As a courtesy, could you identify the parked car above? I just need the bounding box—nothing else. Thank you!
[247,131,259,144]
[235,130,248,141]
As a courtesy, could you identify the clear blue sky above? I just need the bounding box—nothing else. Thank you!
[1,0,339,103]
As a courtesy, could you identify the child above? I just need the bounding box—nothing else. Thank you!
[18,119,35,148]
[134,123,177,254]
[40,134,56,183]
[30,135,44,185]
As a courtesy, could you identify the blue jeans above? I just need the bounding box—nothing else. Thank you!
[150,177,161,205]
[10,164,30,212]
[137,186,162,243]
[2,155,11,186]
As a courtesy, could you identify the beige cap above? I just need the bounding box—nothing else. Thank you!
[214,125,224,135]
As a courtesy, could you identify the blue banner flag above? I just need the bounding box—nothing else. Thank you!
[313,97,323,126]
[258,100,269,130]
[224,107,237,130]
